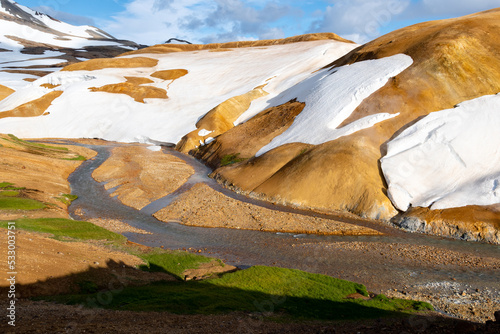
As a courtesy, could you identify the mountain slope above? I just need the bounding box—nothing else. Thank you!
[0,34,358,141]
[202,9,500,238]
[0,0,140,91]
[0,8,499,242]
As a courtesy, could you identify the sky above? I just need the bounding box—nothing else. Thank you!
[16,0,500,45]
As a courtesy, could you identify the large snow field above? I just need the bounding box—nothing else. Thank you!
[0,40,358,143]
[382,93,500,211]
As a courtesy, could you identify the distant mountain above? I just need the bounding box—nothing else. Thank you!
[165,38,192,44]
[0,7,499,244]
[0,0,141,90]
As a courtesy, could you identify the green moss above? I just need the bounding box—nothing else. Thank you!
[62,155,87,161]
[138,250,213,280]
[2,135,86,161]
[0,190,20,197]
[220,153,245,166]
[57,194,78,205]
[0,196,46,210]
[0,182,45,210]
[0,218,125,242]
[6,134,68,151]
[40,265,432,320]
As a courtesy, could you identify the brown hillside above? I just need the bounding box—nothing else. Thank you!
[195,100,305,169]
[176,85,268,153]
[61,57,158,71]
[123,76,154,85]
[0,84,14,101]
[92,146,194,210]
[89,82,167,103]
[151,69,188,80]
[0,91,62,119]
[122,33,355,56]
[393,205,500,244]
[0,134,95,218]
[208,8,500,220]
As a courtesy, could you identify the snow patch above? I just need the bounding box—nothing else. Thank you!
[256,54,413,156]
[198,129,212,136]
[381,93,500,211]
[147,145,162,152]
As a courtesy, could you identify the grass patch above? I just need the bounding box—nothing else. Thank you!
[0,218,126,242]
[62,155,87,161]
[2,135,85,161]
[0,190,20,197]
[6,134,68,151]
[138,249,214,280]
[57,194,78,205]
[0,182,45,210]
[0,182,24,191]
[41,266,432,320]
[220,153,245,166]
[0,196,46,210]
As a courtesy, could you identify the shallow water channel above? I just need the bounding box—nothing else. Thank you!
[66,142,499,308]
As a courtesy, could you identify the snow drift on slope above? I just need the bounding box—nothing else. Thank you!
[254,54,413,156]
[381,93,500,211]
[0,40,357,143]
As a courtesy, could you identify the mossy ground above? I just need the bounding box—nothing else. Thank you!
[0,218,125,242]
[1,134,85,160]
[0,185,46,210]
[41,264,432,319]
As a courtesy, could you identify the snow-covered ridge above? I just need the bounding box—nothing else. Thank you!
[381,93,500,211]
[0,0,109,40]
[0,0,139,90]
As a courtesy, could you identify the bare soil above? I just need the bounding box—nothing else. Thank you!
[0,135,96,217]
[0,229,158,297]
[92,145,194,210]
[155,183,382,236]
[4,300,500,334]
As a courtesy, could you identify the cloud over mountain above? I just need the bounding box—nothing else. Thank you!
[24,0,498,46]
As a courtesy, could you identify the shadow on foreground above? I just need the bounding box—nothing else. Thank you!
[1,260,499,333]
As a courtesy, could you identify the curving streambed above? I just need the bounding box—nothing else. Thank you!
[66,142,500,321]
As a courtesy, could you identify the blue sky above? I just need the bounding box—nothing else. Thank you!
[17,0,500,45]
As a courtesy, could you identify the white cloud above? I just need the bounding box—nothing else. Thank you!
[33,5,96,26]
[39,0,499,46]
[309,0,499,44]
[98,0,295,45]
[309,0,411,43]
[96,0,212,45]
[420,0,500,16]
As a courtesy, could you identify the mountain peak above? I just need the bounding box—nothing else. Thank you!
[0,0,140,90]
